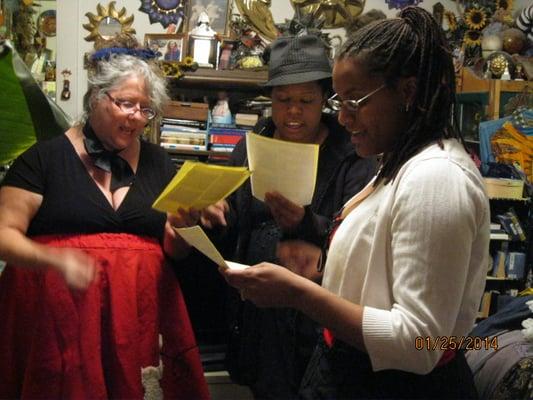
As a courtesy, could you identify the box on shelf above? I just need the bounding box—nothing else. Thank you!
[163,101,209,122]
[484,178,524,199]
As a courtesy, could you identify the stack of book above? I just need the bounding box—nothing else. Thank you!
[159,117,208,151]
[235,112,259,128]
[208,123,249,153]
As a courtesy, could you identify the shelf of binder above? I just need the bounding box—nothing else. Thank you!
[208,124,249,154]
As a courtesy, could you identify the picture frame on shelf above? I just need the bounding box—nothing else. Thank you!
[218,39,238,70]
[144,33,187,62]
[188,0,232,36]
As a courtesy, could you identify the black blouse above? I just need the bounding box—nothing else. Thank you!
[2,135,176,242]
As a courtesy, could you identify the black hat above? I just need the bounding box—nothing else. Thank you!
[263,34,331,87]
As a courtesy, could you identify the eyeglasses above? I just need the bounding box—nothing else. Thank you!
[327,84,386,113]
[106,92,156,120]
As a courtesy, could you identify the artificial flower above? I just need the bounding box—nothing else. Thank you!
[464,30,482,46]
[182,56,195,67]
[444,11,458,32]
[495,0,513,12]
[465,7,488,30]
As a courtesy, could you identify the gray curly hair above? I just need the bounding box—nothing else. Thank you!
[80,54,169,123]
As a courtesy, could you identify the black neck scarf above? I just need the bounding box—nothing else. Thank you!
[82,123,135,192]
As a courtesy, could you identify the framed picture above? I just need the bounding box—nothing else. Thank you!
[188,0,232,36]
[144,34,187,62]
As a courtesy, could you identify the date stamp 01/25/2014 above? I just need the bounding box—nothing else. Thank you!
[414,336,499,351]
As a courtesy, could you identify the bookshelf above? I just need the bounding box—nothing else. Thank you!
[456,68,531,318]
[152,68,269,166]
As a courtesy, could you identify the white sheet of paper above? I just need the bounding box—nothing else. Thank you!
[246,132,319,206]
[175,226,249,270]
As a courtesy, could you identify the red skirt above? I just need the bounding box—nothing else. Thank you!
[0,233,210,399]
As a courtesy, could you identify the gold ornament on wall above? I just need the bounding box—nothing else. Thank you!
[234,0,279,41]
[83,2,136,48]
[290,0,366,29]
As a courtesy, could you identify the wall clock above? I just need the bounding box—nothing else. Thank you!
[139,0,187,30]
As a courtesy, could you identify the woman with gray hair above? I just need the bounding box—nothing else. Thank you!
[0,52,209,399]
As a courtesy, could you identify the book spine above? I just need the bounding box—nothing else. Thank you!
[210,135,243,145]
[160,143,207,151]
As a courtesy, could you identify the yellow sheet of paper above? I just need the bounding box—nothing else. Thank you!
[175,226,248,270]
[246,132,319,206]
[152,161,250,213]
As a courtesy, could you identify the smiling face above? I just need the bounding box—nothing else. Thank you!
[332,57,411,158]
[271,81,326,143]
[89,75,151,151]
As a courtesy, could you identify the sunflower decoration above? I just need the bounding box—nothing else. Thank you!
[182,56,195,68]
[444,11,458,32]
[495,0,513,12]
[464,30,483,46]
[464,6,488,31]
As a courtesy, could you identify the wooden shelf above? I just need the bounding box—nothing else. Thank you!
[486,276,521,281]
[169,68,268,89]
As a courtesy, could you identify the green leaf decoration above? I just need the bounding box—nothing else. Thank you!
[0,41,71,165]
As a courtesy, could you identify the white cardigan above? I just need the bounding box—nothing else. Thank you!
[322,139,490,374]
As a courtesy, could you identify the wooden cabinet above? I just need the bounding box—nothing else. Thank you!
[457,67,529,120]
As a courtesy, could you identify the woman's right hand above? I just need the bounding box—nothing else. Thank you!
[200,200,229,229]
[50,248,97,290]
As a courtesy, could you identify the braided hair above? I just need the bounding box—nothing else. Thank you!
[337,6,464,183]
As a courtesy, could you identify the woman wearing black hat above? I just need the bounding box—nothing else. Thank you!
[201,34,376,398]
[220,6,489,399]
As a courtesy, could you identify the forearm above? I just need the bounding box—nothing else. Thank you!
[0,226,60,270]
[292,277,366,351]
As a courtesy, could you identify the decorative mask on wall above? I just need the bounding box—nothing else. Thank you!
[139,0,186,30]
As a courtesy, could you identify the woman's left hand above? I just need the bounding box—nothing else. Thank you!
[264,191,305,231]
[164,207,200,259]
[167,207,200,229]
[221,262,305,308]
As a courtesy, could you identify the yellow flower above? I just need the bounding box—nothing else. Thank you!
[465,8,487,30]
[444,11,458,32]
[183,56,195,67]
[495,0,513,11]
[463,30,482,47]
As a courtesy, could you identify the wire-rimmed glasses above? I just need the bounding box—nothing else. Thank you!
[327,84,386,113]
[106,92,156,120]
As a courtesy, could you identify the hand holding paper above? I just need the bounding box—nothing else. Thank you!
[175,225,248,270]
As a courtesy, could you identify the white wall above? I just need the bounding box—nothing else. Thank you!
[56,0,530,120]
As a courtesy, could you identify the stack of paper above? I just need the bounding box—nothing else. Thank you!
[152,133,320,213]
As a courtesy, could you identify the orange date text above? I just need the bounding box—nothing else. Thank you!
[414,336,498,351]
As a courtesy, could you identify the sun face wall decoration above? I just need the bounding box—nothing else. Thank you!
[139,0,187,29]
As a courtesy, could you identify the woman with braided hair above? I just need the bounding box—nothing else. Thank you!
[221,6,489,398]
